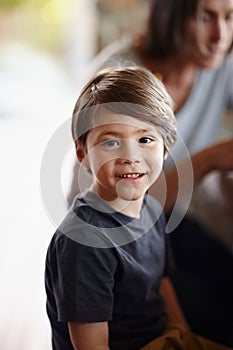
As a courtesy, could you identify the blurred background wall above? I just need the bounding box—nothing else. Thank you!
[0,0,149,349]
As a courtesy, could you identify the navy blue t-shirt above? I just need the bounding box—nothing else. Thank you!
[45,192,169,350]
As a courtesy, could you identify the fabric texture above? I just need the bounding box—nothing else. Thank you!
[140,319,233,350]
[45,191,169,350]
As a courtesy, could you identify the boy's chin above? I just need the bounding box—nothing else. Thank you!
[95,184,148,203]
[115,190,146,203]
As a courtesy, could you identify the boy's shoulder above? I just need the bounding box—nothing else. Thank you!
[144,193,164,212]
[52,191,128,249]
[50,192,166,251]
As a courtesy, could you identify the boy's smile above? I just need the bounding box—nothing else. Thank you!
[77,113,165,217]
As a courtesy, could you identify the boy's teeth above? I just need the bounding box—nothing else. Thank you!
[122,173,141,178]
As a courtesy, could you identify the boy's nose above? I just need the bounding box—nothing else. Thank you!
[120,157,140,165]
[118,141,142,164]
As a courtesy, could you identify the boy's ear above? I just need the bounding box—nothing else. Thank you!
[75,141,89,169]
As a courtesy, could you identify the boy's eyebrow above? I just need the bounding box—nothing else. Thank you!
[139,128,158,134]
[98,127,158,137]
[98,130,122,137]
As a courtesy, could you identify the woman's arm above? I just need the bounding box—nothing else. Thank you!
[68,321,110,350]
[151,139,233,212]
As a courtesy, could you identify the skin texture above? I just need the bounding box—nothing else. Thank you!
[68,321,110,350]
[185,0,233,69]
[77,113,165,218]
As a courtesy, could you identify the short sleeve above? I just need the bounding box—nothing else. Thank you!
[50,234,117,323]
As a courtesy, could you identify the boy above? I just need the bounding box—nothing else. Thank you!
[45,66,231,350]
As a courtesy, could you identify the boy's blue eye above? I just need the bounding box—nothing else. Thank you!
[139,137,153,144]
[101,139,119,147]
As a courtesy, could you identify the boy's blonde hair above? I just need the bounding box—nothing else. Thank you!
[72,66,177,151]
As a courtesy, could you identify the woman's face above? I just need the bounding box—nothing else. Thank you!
[184,0,233,68]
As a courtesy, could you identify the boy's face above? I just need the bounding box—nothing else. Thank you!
[77,113,165,204]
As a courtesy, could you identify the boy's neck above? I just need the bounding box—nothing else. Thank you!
[89,186,144,218]
[108,197,143,219]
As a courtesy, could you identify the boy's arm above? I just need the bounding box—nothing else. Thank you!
[68,321,110,350]
[159,277,190,331]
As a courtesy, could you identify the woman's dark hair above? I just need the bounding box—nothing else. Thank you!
[140,0,199,58]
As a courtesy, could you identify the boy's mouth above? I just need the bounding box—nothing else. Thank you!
[119,173,145,179]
